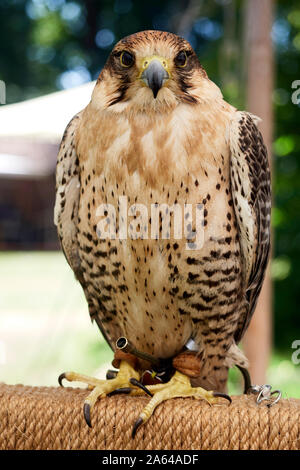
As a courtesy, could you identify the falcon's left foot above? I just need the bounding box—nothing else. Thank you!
[132,370,232,438]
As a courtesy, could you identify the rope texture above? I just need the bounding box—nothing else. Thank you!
[0,383,299,450]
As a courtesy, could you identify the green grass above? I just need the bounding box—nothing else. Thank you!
[0,251,112,386]
[1,251,299,397]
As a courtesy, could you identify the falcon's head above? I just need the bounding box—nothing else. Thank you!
[93,30,222,113]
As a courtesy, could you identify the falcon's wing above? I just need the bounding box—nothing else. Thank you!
[54,112,83,283]
[54,111,114,349]
[229,111,271,343]
[54,111,111,346]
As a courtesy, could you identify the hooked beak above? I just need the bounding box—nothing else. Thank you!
[141,58,169,98]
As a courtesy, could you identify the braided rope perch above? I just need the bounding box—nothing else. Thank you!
[0,383,299,450]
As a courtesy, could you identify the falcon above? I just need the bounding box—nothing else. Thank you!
[54,30,271,436]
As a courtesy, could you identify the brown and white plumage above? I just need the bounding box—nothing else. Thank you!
[229,112,271,345]
[54,31,271,398]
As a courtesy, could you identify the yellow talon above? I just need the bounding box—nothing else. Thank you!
[59,365,231,435]
[132,371,231,437]
[58,361,143,427]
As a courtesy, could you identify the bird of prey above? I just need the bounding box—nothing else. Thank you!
[54,30,271,436]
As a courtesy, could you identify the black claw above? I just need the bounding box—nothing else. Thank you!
[132,417,143,438]
[58,373,66,387]
[130,378,153,397]
[106,369,118,380]
[236,365,252,394]
[108,387,132,396]
[83,403,92,428]
[213,392,232,404]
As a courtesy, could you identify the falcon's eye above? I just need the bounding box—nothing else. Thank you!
[174,51,188,68]
[120,51,135,67]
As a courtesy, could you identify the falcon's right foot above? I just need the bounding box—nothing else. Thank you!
[58,360,148,427]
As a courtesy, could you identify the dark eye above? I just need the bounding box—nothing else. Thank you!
[174,51,188,68]
[120,51,134,67]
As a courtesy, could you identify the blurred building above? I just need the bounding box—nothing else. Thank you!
[0,81,95,250]
[0,138,58,249]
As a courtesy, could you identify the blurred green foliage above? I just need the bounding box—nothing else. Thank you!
[0,0,299,353]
